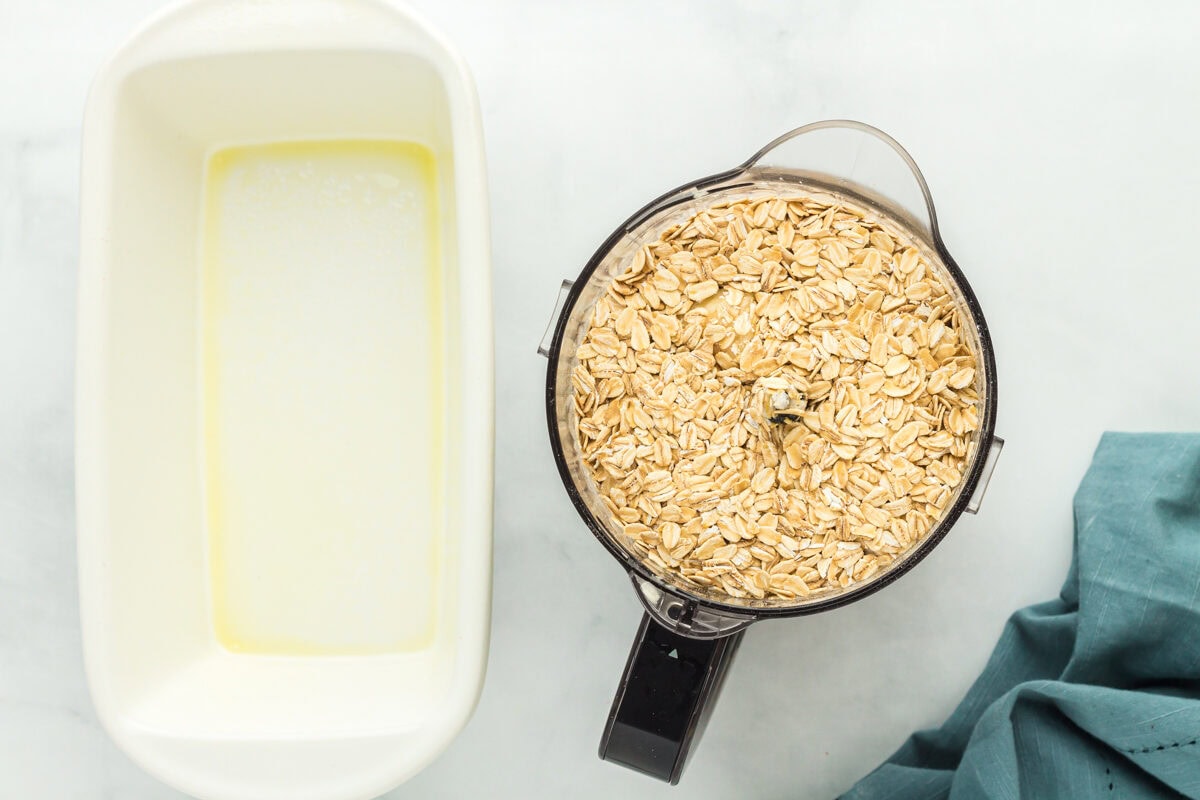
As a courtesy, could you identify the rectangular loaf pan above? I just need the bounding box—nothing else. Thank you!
[76,2,492,798]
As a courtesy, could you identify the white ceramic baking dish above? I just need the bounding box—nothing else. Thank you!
[76,2,492,798]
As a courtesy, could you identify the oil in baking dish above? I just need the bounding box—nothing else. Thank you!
[200,140,442,655]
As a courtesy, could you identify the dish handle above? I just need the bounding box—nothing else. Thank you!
[105,0,453,69]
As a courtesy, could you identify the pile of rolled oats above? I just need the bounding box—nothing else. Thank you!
[571,193,982,603]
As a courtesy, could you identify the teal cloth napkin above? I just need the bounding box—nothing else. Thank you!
[842,433,1200,800]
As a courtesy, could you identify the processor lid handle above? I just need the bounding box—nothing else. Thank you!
[741,119,943,244]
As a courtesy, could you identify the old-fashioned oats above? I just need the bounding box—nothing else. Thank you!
[573,192,982,603]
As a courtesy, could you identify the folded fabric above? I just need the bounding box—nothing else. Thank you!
[842,433,1200,800]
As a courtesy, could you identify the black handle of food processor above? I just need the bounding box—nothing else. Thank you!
[599,613,744,784]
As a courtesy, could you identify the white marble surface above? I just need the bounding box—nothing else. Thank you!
[3,1,1200,797]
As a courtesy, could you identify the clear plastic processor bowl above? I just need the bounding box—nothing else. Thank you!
[540,120,1002,783]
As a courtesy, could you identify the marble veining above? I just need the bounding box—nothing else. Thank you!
[3,1,1200,797]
